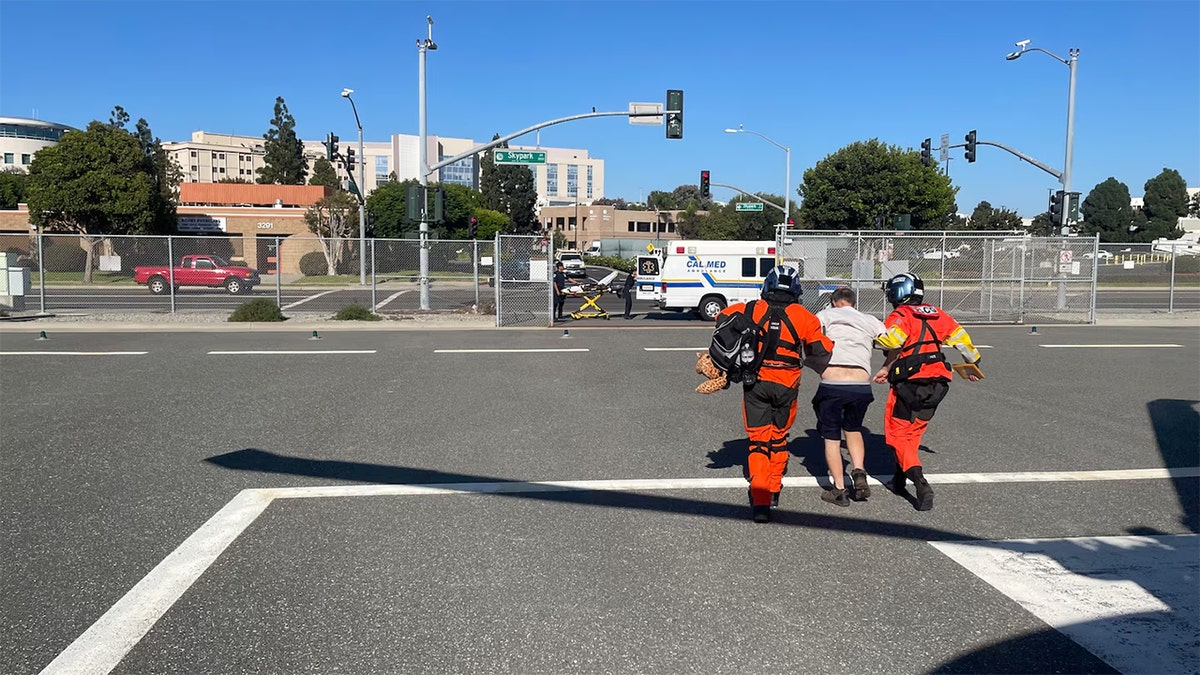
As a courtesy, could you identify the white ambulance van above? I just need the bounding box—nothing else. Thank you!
[651,240,780,320]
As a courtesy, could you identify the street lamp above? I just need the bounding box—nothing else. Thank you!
[725,125,791,227]
[415,15,437,310]
[340,87,367,285]
[1006,39,1079,233]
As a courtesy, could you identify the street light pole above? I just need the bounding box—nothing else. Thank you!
[341,88,366,285]
[724,125,791,226]
[1007,40,1079,311]
[1006,40,1079,231]
[416,15,437,310]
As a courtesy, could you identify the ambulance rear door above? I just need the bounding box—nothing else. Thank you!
[634,254,661,301]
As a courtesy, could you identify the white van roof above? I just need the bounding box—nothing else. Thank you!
[661,240,778,255]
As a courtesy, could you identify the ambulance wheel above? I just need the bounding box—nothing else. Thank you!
[699,295,726,321]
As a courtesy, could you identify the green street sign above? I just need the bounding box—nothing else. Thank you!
[735,202,764,212]
[494,150,546,164]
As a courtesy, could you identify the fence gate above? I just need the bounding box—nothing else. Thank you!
[495,234,552,327]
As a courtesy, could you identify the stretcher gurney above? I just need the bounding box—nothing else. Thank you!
[565,271,619,320]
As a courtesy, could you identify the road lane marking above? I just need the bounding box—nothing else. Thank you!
[932,534,1198,675]
[1,351,148,356]
[46,466,1199,674]
[207,350,377,355]
[434,348,590,353]
[281,289,338,310]
[373,290,409,310]
[1041,344,1183,348]
[38,490,272,675]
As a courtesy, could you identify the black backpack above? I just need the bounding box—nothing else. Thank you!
[709,300,791,385]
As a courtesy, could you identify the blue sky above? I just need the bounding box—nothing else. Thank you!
[2,0,1197,218]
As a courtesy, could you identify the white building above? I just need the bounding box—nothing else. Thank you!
[0,116,76,172]
[163,131,605,206]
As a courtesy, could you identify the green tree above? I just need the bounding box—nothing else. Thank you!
[674,203,703,239]
[671,184,711,211]
[1028,211,1056,237]
[471,208,511,240]
[216,176,252,184]
[309,157,340,191]
[725,194,786,239]
[1080,178,1135,243]
[965,200,1023,231]
[646,190,675,210]
[441,183,482,237]
[304,190,360,273]
[797,139,957,230]
[479,135,538,231]
[26,113,174,282]
[1188,190,1200,217]
[366,179,419,239]
[1140,168,1188,241]
[0,167,28,210]
[109,106,179,234]
[257,96,307,185]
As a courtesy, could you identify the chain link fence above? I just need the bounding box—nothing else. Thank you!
[779,230,1116,324]
[3,231,1194,321]
[0,232,502,319]
[494,234,552,327]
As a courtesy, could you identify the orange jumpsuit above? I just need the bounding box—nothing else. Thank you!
[719,299,833,507]
[874,304,980,471]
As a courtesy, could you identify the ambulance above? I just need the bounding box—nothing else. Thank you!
[641,240,781,320]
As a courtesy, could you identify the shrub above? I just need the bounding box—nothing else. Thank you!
[332,304,382,321]
[584,254,635,273]
[228,299,286,322]
[1174,255,1200,274]
[41,241,88,272]
[299,251,328,276]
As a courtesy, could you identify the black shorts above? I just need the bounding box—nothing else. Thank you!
[811,382,875,440]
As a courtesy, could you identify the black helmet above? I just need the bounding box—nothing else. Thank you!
[762,264,802,298]
[883,272,924,306]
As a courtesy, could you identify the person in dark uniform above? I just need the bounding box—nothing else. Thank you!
[553,262,567,320]
[622,270,637,319]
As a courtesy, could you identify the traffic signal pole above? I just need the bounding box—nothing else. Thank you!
[712,182,787,214]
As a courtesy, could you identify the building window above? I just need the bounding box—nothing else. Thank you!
[21,154,31,164]
[218,153,225,160]
[627,222,635,232]
[529,165,537,188]
[190,151,197,157]
[219,167,225,173]
[636,221,651,232]
[587,165,593,198]
[546,164,558,195]
[438,154,474,187]
[191,165,198,171]
[2,153,11,164]
[567,164,578,198]
[376,155,390,184]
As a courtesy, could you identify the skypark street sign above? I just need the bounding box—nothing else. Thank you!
[735,202,764,212]
[494,150,546,164]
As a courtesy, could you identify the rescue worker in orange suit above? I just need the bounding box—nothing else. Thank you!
[873,272,982,511]
[718,265,833,523]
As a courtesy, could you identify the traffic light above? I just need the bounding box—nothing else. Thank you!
[406,184,424,222]
[1049,190,1065,225]
[699,170,710,198]
[469,215,478,239]
[325,132,339,161]
[964,130,977,163]
[920,138,932,167]
[346,147,356,172]
[666,89,683,140]
[432,187,445,224]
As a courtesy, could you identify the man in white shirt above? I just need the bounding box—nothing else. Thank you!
[807,287,886,506]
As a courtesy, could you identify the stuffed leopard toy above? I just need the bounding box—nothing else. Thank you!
[694,352,728,394]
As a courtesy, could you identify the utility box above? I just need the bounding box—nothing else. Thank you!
[0,252,29,311]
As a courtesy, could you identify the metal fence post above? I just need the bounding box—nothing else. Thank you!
[370,238,377,311]
[275,236,282,308]
[35,226,46,314]
[167,236,175,313]
[1168,244,1176,314]
[473,239,479,311]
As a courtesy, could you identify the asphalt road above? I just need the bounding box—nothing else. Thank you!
[1,324,1197,674]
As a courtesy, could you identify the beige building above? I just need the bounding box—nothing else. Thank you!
[538,205,684,249]
[0,116,75,173]
[163,131,605,208]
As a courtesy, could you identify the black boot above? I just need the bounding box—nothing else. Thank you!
[752,505,771,523]
[906,466,934,511]
[891,463,907,494]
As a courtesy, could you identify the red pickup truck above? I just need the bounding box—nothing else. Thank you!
[134,255,261,295]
